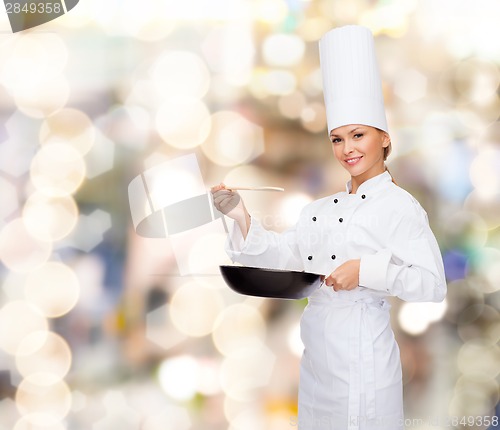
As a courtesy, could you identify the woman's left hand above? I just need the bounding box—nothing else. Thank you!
[324,259,360,291]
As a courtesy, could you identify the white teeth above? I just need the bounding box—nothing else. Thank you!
[346,157,361,164]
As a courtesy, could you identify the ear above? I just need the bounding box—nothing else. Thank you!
[380,131,391,148]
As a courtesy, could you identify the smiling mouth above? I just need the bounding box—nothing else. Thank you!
[345,156,363,165]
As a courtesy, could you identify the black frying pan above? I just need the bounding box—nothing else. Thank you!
[219,265,323,300]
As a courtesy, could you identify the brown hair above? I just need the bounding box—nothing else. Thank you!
[381,134,397,185]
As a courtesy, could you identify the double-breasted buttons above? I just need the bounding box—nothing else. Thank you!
[331,254,336,260]
[333,198,338,203]
[339,218,343,223]
[312,216,317,221]
[361,194,366,199]
[308,255,313,261]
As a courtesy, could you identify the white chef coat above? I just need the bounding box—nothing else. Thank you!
[224,170,447,430]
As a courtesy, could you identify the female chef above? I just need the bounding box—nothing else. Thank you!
[211,26,447,430]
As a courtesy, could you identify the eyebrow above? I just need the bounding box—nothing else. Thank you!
[330,127,362,138]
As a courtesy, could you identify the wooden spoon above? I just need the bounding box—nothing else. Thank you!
[224,186,284,192]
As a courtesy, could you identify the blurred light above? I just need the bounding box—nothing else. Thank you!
[398,300,448,335]
[300,102,327,133]
[0,34,68,95]
[449,374,499,417]
[0,218,52,273]
[22,193,79,242]
[279,193,313,227]
[455,108,489,133]
[486,321,500,346]
[297,17,333,42]
[420,111,460,153]
[96,105,151,150]
[155,97,211,149]
[39,108,95,156]
[201,24,255,86]
[24,261,80,318]
[457,340,499,379]
[468,247,500,294]
[441,210,488,250]
[262,34,305,67]
[15,331,72,381]
[201,111,264,166]
[0,301,48,355]
[169,281,225,337]
[30,144,86,197]
[14,72,70,118]
[278,91,307,119]
[64,209,111,252]
[452,58,500,105]
[110,0,176,41]
[15,375,72,426]
[261,70,297,96]
[150,51,210,99]
[161,0,250,20]
[0,176,18,223]
[228,408,266,430]
[359,1,414,37]
[457,304,499,344]
[196,358,221,396]
[142,405,192,430]
[83,130,115,179]
[220,344,276,401]
[394,68,427,103]
[70,390,87,413]
[212,304,266,356]
[469,148,500,199]
[442,250,467,281]
[252,0,288,24]
[92,391,141,430]
[0,110,39,177]
[435,139,474,203]
[188,233,229,275]
[224,396,252,424]
[146,304,187,350]
[158,355,199,401]
[13,417,66,430]
[300,68,323,97]
[464,189,500,230]
[143,157,205,211]
[287,322,303,357]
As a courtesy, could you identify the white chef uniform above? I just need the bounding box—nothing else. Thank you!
[222,24,447,430]
[225,170,447,429]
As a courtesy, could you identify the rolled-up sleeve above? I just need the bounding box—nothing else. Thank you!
[224,217,304,272]
[359,208,447,303]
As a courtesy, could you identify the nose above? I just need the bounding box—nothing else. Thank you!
[343,138,354,155]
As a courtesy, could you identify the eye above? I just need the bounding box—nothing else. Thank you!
[331,137,342,144]
[353,133,364,139]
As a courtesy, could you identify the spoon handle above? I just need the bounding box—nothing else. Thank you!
[225,186,285,192]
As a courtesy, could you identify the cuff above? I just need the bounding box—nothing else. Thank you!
[224,216,259,260]
[359,249,392,292]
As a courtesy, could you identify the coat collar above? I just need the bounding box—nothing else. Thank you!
[345,170,392,195]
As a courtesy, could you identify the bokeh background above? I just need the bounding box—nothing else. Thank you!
[0,0,499,429]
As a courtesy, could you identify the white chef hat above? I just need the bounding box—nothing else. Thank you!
[319,25,388,134]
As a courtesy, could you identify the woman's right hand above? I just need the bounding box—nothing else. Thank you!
[211,184,245,220]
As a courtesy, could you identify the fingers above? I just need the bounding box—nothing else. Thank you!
[210,183,227,193]
[324,274,346,291]
[212,189,241,214]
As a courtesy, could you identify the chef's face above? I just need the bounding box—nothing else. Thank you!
[330,124,390,178]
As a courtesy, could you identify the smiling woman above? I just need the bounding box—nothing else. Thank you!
[212,25,447,430]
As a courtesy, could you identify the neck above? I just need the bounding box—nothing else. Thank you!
[350,164,386,194]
